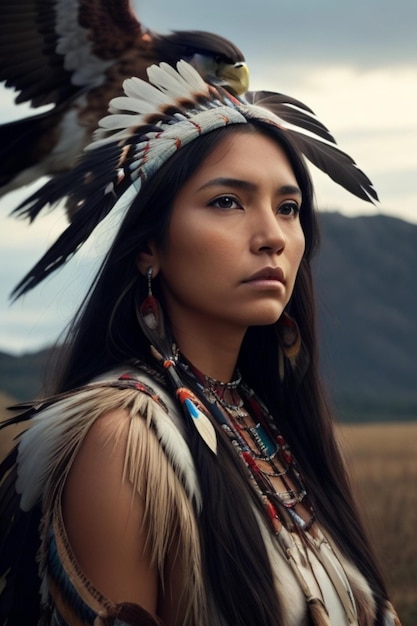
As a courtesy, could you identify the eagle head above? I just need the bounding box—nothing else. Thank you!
[153,30,250,96]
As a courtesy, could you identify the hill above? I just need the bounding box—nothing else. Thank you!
[0,348,52,401]
[0,213,416,422]
[315,213,417,420]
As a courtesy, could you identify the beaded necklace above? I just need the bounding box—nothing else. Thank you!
[133,352,359,625]
[180,360,315,535]
[178,360,360,625]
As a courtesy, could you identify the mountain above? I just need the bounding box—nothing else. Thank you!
[0,348,52,402]
[0,213,416,422]
[315,213,417,420]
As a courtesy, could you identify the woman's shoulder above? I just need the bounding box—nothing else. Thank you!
[15,364,201,513]
[53,366,203,622]
[0,364,204,624]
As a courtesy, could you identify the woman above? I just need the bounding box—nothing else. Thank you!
[0,62,399,626]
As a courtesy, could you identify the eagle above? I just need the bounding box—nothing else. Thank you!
[0,0,249,208]
[0,0,378,227]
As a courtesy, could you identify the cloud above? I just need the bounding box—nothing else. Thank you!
[251,64,417,223]
[136,0,417,67]
[0,215,103,353]
[281,66,417,133]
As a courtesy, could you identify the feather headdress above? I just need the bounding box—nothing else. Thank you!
[12,60,378,298]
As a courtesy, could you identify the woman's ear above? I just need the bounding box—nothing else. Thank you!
[136,242,161,277]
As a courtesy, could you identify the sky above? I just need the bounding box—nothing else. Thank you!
[0,0,416,354]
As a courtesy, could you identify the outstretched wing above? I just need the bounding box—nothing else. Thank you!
[0,3,248,207]
[0,0,146,108]
[245,90,379,204]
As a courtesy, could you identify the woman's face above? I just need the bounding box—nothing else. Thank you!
[150,131,306,336]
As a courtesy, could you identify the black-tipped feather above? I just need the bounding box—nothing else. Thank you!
[11,142,131,298]
[12,142,125,222]
[0,409,37,430]
[245,90,337,144]
[245,91,378,204]
[12,194,121,298]
[287,129,379,204]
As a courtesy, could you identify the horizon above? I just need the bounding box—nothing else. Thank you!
[1,211,415,357]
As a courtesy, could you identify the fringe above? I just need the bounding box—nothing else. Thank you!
[96,602,166,625]
[15,373,206,625]
[325,534,377,625]
[308,598,332,626]
[383,601,402,626]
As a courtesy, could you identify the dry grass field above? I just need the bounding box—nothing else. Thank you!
[0,392,22,458]
[1,390,415,624]
[339,422,417,626]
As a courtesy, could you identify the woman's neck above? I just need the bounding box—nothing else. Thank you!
[172,322,245,382]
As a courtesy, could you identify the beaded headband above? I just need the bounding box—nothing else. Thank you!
[88,61,292,190]
[12,60,378,297]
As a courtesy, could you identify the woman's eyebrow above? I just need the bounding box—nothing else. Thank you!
[197,177,302,197]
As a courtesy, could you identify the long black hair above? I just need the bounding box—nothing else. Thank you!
[49,121,389,625]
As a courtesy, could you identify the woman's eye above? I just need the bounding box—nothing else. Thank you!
[210,196,241,210]
[278,201,300,217]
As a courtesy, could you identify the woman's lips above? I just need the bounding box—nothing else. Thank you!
[243,267,285,284]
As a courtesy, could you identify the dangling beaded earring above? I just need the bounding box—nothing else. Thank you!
[279,312,302,363]
[277,312,309,382]
[140,266,158,329]
[135,267,217,454]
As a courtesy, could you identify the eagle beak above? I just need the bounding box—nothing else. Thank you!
[218,62,250,96]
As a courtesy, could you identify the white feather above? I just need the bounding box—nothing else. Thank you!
[119,369,203,509]
[16,392,94,511]
[88,127,133,147]
[151,402,202,511]
[177,59,210,92]
[122,76,172,106]
[147,63,198,100]
[16,370,202,513]
[98,113,143,130]
[108,96,162,115]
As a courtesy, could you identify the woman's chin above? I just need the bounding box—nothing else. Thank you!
[244,308,285,328]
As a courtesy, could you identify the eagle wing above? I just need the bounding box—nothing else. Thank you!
[0,0,147,108]
[0,3,247,203]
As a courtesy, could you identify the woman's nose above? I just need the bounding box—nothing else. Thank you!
[250,210,286,254]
